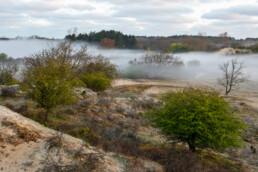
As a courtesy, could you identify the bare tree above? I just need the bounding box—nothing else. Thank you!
[218,58,247,95]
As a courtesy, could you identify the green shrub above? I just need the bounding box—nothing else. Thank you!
[21,55,82,120]
[122,65,145,79]
[80,55,117,79]
[0,72,19,85]
[80,73,111,91]
[0,53,8,61]
[250,44,258,53]
[147,88,246,152]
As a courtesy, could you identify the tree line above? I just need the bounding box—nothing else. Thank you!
[65,30,137,49]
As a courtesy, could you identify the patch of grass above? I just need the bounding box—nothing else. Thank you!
[199,151,247,172]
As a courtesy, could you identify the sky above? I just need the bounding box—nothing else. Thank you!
[1,0,258,39]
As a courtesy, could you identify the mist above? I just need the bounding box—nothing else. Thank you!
[0,39,258,85]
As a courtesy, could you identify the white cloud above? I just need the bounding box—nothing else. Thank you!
[0,0,257,38]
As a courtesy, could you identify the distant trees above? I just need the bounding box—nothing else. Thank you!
[218,58,247,95]
[169,43,196,53]
[147,88,246,152]
[100,38,115,49]
[137,35,236,52]
[65,30,137,49]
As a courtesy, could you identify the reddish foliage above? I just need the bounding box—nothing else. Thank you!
[100,38,115,49]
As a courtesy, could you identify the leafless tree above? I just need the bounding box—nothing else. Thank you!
[218,58,247,95]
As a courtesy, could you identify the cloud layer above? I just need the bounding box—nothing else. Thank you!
[0,0,257,38]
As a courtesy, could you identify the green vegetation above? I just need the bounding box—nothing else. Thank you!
[0,72,19,85]
[147,88,246,152]
[122,65,145,79]
[21,55,82,119]
[0,53,8,61]
[169,43,196,53]
[2,83,250,171]
[81,55,118,79]
[250,44,258,53]
[80,73,111,92]
[65,30,137,49]
[20,41,117,119]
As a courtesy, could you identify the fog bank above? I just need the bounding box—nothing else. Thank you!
[0,39,258,84]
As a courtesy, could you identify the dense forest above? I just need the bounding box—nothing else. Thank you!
[65,30,137,49]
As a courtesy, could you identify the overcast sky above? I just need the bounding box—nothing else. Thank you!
[1,0,258,39]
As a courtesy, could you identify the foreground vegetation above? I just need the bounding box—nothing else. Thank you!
[148,88,246,152]
[0,82,253,171]
[0,42,256,171]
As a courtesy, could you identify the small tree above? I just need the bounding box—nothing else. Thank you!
[21,43,84,120]
[218,58,247,95]
[147,88,246,152]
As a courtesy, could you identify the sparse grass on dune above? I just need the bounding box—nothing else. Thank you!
[1,79,256,171]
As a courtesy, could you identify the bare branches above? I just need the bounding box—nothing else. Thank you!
[0,58,18,76]
[128,52,184,79]
[218,58,247,95]
[130,52,182,67]
[24,41,92,74]
[0,58,19,85]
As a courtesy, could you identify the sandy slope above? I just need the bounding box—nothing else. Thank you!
[0,106,121,172]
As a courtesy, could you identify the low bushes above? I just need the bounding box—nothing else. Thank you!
[80,73,111,92]
[1,86,17,97]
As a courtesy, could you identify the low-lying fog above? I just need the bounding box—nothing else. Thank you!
[1,39,258,90]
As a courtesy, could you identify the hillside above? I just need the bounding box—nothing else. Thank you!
[0,79,257,171]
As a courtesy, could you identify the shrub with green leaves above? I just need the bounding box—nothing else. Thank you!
[0,72,19,85]
[147,88,246,152]
[80,55,117,79]
[0,53,8,61]
[80,73,111,92]
[22,55,82,120]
